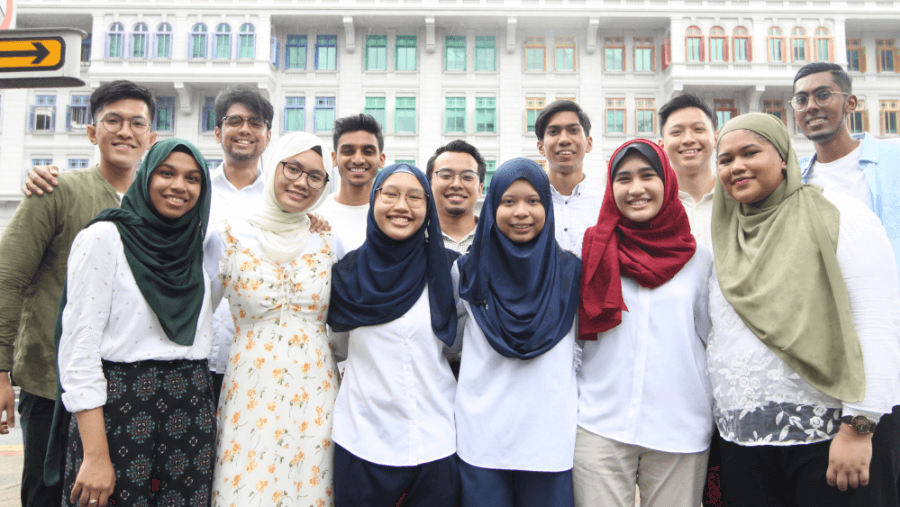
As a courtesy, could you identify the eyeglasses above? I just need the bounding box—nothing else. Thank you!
[280,161,329,189]
[376,186,428,208]
[95,114,150,135]
[434,169,480,184]
[221,115,269,131]
[790,89,850,112]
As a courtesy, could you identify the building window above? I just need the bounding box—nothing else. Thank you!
[715,99,737,126]
[155,23,172,59]
[662,38,672,69]
[315,35,338,70]
[881,100,899,135]
[555,37,576,71]
[733,27,751,62]
[285,35,307,69]
[283,97,305,132]
[445,97,466,133]
[606,98,625,133]
[525,36,546,71]
[67,94,91,131]
[764,99,786,125]
[190,23,208,59]
[395,159,415,166]
[29,95,56,131]
[768,27,785,62]
[239,24,255,59]
[634,37,654,71]
[315,97,336,131]
[365,35,387,70]
[68,159,89,171]
[686,26,704,62]
[131,23,148,58]
[814,27,833,61]
[709,27,727,62]
[847,39,862,72]
[107,22,124,58]
[396,35,417,71]
[81,37,91,62]
[446,36,466,71]
[635,98,655,134]
[395,97,416,133]
[364,97,386,129]
[877,39,896,72]
[206,159,223,170]
[604,37,624,71]
[201,96,216,132]
[791,27,807,62]
[32,159,53,170]
[848,99,868,133]
[214,24,231,59]
[526,97,545,133]
[484,160,496,193]
[475,36,496,71]
[476,97,497,133]
[155,96,175,132]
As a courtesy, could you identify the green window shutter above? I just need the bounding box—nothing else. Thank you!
[445,36,466,71]
[445,97,466,132]
[483,160,496,193]
[396,35,417,70]
[475,36,496,70]
[395,97,416,133]
[475,97,496,133]
[364,97,386,128]
[365,35,387,70]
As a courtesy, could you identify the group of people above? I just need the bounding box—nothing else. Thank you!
[0,60,899,507]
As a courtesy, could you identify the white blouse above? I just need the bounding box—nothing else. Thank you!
[577,246,714,454]
[455,302,578,472]
[59,222,224,413]
[708,190,900,446]
[331,281,464,467]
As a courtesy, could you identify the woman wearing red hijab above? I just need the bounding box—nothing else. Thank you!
[573,139,714,507]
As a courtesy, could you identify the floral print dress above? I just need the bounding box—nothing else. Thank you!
[212,221,339,507]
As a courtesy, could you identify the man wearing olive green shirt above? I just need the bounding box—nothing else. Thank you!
[0,80,157,507]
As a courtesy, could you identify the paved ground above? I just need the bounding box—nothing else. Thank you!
[0,387,23,506]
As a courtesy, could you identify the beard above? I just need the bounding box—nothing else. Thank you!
[806,110,847,144]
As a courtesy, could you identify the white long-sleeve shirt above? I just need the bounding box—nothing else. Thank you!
[577,246,714,453]
[59,221,223,413]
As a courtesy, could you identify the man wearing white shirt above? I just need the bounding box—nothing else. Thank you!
[425,140,485,254]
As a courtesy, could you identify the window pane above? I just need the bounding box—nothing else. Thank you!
[475,36,496,71]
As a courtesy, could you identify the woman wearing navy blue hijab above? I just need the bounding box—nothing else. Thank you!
[455,158,581,507]
[328,163,462,507]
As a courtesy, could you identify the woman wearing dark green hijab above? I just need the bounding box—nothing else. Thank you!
[54,138,224,507]
[708,113,900,506]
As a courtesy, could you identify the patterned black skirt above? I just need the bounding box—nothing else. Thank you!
[62,359,217,507]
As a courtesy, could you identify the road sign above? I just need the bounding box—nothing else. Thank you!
[0,28,85,88]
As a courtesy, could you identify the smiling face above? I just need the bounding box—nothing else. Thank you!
[148,151,203,219]
[274,149,327,213]
[331,130,386,188]
[659,107,716,177]
[88,98,157,173]
[717,129,787,205]
[430,151,483,218]
[373,172,428,241]
[215,102,271,164]
[793,71,855,144]
[537,111,593,175]
[612,153,665,224]
[495,179,546,243]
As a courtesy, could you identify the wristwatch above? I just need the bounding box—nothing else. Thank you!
[841,415,877,434]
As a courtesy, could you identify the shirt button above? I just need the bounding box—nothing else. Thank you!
[564,228,568,232]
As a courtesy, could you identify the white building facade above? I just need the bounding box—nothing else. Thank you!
[1,0,898,231]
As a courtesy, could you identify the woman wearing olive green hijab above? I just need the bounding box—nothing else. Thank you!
[708,113,900,506]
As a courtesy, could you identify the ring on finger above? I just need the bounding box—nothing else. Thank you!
[89,501,98,505]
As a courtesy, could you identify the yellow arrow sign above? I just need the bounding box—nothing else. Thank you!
[0,37,64,72]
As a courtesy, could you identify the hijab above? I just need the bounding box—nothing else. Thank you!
[711,112,864,402]
[457,158,581,359]
[327,163,457,346]
[247,132,332,263]
[579,139,696,340]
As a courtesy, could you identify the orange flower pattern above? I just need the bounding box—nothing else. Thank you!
[212,222,338,507]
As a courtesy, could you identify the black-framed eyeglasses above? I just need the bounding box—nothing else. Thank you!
[434,169,480,184]
[280,161,329,189]
[376,186,429,208]
[221,115,270,131]
[790,89,850,112]
[95,114,150,135]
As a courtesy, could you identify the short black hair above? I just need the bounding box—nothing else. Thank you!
[658,94,717,133]
[90,80,155,123]
[425,140,487,183]
[214,85,275,130]
[793,62,853,94]
[534,100,592,141]
[333,113,385,153]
